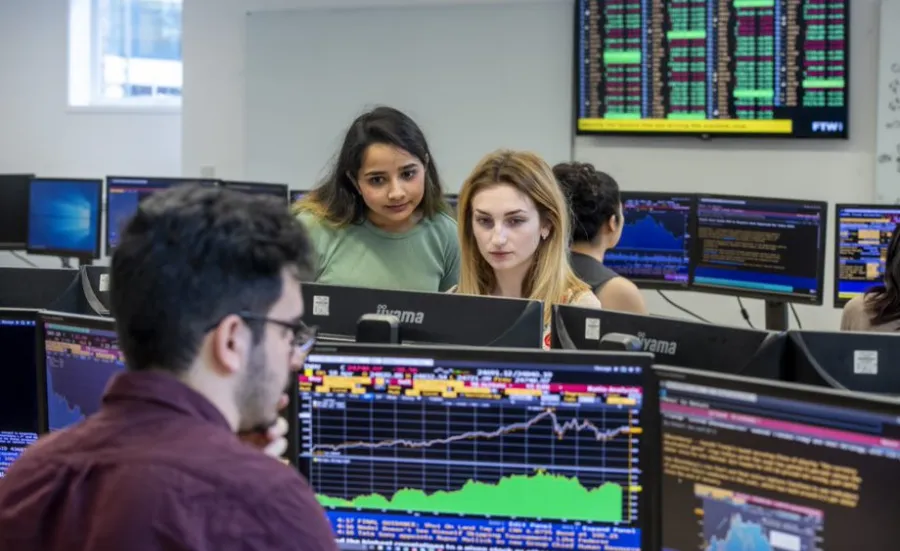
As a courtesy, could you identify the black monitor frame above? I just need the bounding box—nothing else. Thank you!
[35,310,117,434]
[300,341,661,551]
[613,191,696,290]
[104,176,221,253]
[690,194,828,319]
[0,173,35,251]
[26,177,103,261]
[786,329,900,394]
[219,180,289,203]
[831,203,900,309]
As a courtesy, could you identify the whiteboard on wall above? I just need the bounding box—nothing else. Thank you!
[244,1,574,192]
[875,0,900,202]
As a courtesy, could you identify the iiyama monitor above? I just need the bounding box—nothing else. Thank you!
[301,283,544,348]
[551,305,782,379]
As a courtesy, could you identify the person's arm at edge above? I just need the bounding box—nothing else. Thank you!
[438,214,461,292]
[598,277,648,315]
[295,211,329,281]
[573,290,603,309]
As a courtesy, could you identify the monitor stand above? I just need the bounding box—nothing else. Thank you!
[764,300,789,332]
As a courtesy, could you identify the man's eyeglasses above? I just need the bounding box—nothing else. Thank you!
[206,311,318,353]
[238,312,318,353]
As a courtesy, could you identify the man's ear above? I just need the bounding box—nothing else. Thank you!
[210,314,249,376]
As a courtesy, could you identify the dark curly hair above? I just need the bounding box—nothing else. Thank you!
[553,162,621,243]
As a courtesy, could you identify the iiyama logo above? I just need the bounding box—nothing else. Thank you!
[637,332,677,355]
[811,121,844,133]
[375,304,425,324]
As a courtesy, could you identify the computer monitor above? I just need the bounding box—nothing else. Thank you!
[105,176,220,251]
[833,204,900,308]
[606,192,694,288]
[692,194,827,305]
[551,305,782,379]
[445,193,459,213]
[37,311,125,432]
[290,189,308,203]
[0,174,33,250]
[302,283,544,348]
[298,342,659,551]
[0,309,39,478]
[656,365,900,551]
[219,180,289,204]
[787,330,900,395]
[27,178,103,260]
[0,267,78,310]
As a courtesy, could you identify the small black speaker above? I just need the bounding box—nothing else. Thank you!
[356,314,401,344]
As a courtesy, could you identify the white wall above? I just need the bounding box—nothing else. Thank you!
[0,0,181,268]
[183,0,880,331]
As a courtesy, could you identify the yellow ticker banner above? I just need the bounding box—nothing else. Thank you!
[578,118,793,134]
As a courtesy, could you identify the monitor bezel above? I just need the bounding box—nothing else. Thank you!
[289,188,308,203]
[219,180,290,201]
[614,191,696,290]
[570,1,851,140]
[0,173,35,251]
[35,310,118,434]
[690,193,828,305]
[104,176,221,253]
[299,341,661,551]
[831,203,900,309]
[26,177,104,260]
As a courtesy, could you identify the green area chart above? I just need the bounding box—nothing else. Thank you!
[317,472,623,523]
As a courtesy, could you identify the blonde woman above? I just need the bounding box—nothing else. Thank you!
[452,150,601,348]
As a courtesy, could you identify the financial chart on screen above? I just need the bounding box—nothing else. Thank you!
[658,372,900,551]
[299,351,649,551]
[834,206,900,306]
[0,315,39,478]
[606,193,693,286]
[43,320,125,431]
[575,0,849,137]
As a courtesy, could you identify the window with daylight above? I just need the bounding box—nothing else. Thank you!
[69,0,182,109]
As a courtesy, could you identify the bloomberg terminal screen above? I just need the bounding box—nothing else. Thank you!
[606,193,693,285]
[0,314,39,478]
[42,320,125,431]
[659,374,900,551]
[299,352,649,551]
[692,196,825,301]
[575,0,849,137]
[835,206,900,305]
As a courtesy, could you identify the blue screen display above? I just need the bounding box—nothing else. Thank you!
[27,179,101,257]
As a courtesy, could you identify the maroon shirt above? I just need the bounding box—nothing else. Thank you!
[0,371,338,551]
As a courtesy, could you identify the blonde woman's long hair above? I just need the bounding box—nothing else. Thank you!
[456,150,589,321]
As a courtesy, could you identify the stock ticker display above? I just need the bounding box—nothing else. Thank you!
[576,0,848,137]
[835,206,900,306]
[298,353,648,551]
[658,376,900,551]
[692,196,825,301]
[42,321,125,431]
[0,315,39,478]
[606,193,693,285]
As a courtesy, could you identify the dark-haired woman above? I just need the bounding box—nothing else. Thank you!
[841,222,900,332]
[294,106,459,292]
[553,162,647,314]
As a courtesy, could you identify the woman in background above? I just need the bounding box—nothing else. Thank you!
[553,162,647,314]
[841,222,900,332]
[294,106,459,292]
[453,150,601,349]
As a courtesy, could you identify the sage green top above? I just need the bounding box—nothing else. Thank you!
[297,211,460,292]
